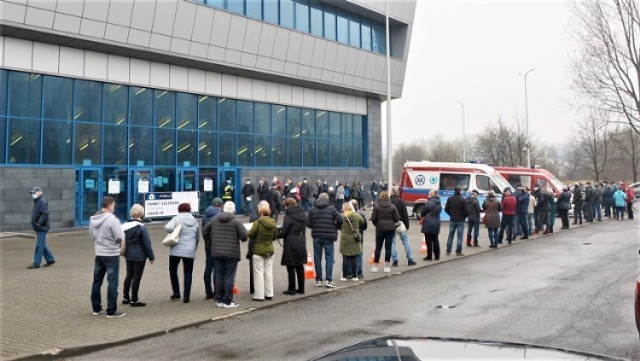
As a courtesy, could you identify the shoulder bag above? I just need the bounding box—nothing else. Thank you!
[482,202,494,223]
[162,218,181,247]
[345,214,362,242]
[419,205,438,225]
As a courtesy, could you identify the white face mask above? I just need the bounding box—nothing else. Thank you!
[32,194,38,200]
[246,181,250,184]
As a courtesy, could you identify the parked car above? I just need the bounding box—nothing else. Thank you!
[629,182,640,198]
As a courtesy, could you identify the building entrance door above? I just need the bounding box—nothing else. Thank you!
[129,168,153,210]
[75,168,102,225]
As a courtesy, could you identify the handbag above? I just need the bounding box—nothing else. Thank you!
[395,221,407,234]
[162,219,181,247]
[345,214,362,242]
[418,205,438,225]
[482,202,494,223]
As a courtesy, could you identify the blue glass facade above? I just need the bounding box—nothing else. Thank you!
[194,0,387,55]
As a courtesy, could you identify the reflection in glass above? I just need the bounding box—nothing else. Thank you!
[271,137,286,167]
[154,168,176,193]
[302,108,315,138]
[43,76,72,120]
[323,5,336,41]
[130,87,153,126]
[349,14,361,47]
[198,96,216,131]
[74,80,102,122]
[104,83,128,125]
[317,139,329,167]
[342,113,352,140]
[272,105,286,136]
[294,0,309,32]
[0,70,7,115]
[280,0,294,28]
[310,0,323,36]
[43,120,72,164]
[246,0,262,19]
[104,124,127,165]
[329,112,341,139]
[330,140,341,167]
[8,118,40,164]
[178,129,197,165]
[0,117,5,163]
[198,131,217,166]
[287,106,301,138]
[8,72,41,118]
[103,167,128,220]
[129,126,153,166]
[361,18,372,51]
[155,128,176,165]
[372,21,386,55]
[237,100,254,133]
[337,9,349,44]
[353,115,364,141]
[237,134,254,166]
[74,123,101,165]
[264,0,278,23]
[316,110,328,139]
[343,141,352,167]
[354,141,364,167]
[177,93,197,130]
[154,89,176,128]
[219,133,236,166]
[254,102,270,134]
[288,136,301,167]
[218,98,236,132]
[303,138,316,167]
[255,135,271,166]
[227,0,243,14]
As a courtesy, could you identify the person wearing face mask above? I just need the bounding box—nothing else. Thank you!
[28,187,56,269]
[241,178,255,217]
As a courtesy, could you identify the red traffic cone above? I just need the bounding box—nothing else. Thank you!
[420,235,428,254]
[305,253,316,279]
[233,284,239,295]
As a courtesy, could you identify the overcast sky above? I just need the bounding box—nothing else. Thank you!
[383,0,576,150]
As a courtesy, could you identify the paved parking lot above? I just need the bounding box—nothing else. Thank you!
[0,211,587,360]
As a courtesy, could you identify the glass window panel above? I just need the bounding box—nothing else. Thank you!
[74,123,101,165]
[8,118,40,164]
[316,110,328,138]
[42,120,72,164]
[104,84,128,125]
[310,0,323,36]
[154,168,175,192]
[439,173,471,191]
[43,76,72,120]
[103,124,127,165]
[330,140,341,167]
[353,115,363,141]
[8,72,41,118]
[361,18,372,51]
[301,108,315,138]
[280,0,294,28]
[0,70,7,115]
[264,0,279,23]
[227,0,244,14]
[0,117,5,163]
[288,136,301,166]
[199,131,217,166]
[341,113,352,140]
[287,106,301,138]
[336,9,349,44]
[271,136,286,166]
[354,141,364,167]
[271,104,286,136]
[246,0,262,19]
[208,0,224,8]
[294,0,309,32]
[302,138,315,167]
[219,133,236,166]
[177,129,197,165]
[254,102,270,134]
[237,134,253,166]
[343,141,353,167]
[349,14,360,47]
[176,93,197,130]
[155,128,176,165]
[323,5,336,41]
[129,126,153,166]
[255,135,270,166]
[329,112,341,139]
[218,98,236,132]
[130,87,153,126]
[154,90,176,128]
[237,100,254,133]
[198,96,217,131]
[372,21,385,54]
[74,80,102,122]
[317,139,329,167]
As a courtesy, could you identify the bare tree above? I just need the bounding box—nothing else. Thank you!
[575,111,611,181]
[391,141,429,182]
[427,138,463,163]
[610,124,640,181]
[475,115,540,166]
[570,0,640,133]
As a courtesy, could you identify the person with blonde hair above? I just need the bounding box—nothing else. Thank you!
[248,206,278,301]
[421,189,442,261]
[121,204,155,307]
[339,202,364,281]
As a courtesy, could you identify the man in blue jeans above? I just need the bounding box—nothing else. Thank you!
[307,193,342,288]
[445,186,469,256]
[390,187,417,266]
[90,196,126,318]
[28,187,55,269]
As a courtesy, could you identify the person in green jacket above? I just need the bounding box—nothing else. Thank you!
[248,206,278,301]
[339,203,364,281]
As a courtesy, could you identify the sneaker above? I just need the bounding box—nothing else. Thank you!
[370,266,379,273]
[223,302,240,308]
[357,275,364,279]
[106,310,126,318]
[205,293,215,300]
[456,253,465,256]
[325,281,336,288]
[122,299,130,305]
[130,301,146,307]
[339,277,348,282]
[216,302,225,308]
[43,261,55,267]
[315,280,323,287]
[352,277,359,281]
[383,267,391,273]
[408,260,417,266]
[92,309,104,316]
[27,264,40,269]
[392,261,398,267]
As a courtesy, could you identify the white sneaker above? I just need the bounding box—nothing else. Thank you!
[315,281,323,287]
[325,281,336,288]
[216,302,225,308]
[370,266,379,272]
[339,277,348,282]
[352,277,360,281]
[383,267,391,273]
[223,301,239,308]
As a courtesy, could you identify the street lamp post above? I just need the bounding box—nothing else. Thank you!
[457,101,466,163]
[385,1,392,184]
[520,68,535,168]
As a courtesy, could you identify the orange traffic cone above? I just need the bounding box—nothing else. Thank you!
[369,251,383,264]
[233,284,239,295]
[420,235,428,254]
[304,253,316,279]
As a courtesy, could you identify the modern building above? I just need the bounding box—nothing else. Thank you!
[0,0,416,231]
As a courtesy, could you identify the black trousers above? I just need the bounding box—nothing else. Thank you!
[424,233,440,260]
[628,203,635,219]
[558,209,570,229]
[374,230,394,263]
[123,260,146,302]
[573,203,583,223]
[169,256,194,299]
[286,265,305,292]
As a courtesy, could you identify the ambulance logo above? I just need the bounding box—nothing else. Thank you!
[429,176,438,184]
[415,175,426,186]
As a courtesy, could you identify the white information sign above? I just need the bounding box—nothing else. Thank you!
[144,192,199,218]
[108,180,121,194]
[138,180,149,193]
[204,178,213,192]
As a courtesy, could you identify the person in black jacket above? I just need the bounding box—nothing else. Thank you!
[573,183,584,225]
[300,178,311,212]
[306,193,342,288]
[557,186,572,229]
[444,186,469,256]
[266,183,283,223]
[465,190,483,246]
[421,190,442,261]
[390,187,416,266]
[371,191,400,272]
[279,198,307,295]
[241,178,255,216]
[583,182,595,223]
[257,178,269,201]
[28,187,55,269]
[121,204,155,307]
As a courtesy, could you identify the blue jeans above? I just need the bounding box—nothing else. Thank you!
[91,256,120,315]
[593,201,602,221]
[487,228,499,245]
[213,257,238,304]
[356,251,363,277]
[499,215,516,242]
[301,199,310,213]
[203,252,215,296]
[313,238,334,282]
[33,231,55,267]
[517,213,529,237]
[527,214,535,236]
[242,198,253,216]
[466,220,480,244]
[391,231,414,262]
[446,221,465,253]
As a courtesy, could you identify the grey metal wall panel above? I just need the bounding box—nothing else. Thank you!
[25,6,54,29]
[298,34,314,66]
[53,13,80,34]
[285,31,303,63]
[172,1,196,40]
[107,0,133,28]
[191,6,213,44]
[189,41,208,58]
[255,56,271,70]
[364,52,376,80]
[283,61,297,76]
[81,0,107,22]
[333,44,348,74]
[210,10,231,48]
[354,51,367,78]
[2,2,27,24]
[272,27,289,61]
[240,52,257,68]
[84,51,108,79]
[59,47,84,77]
[310,38,326,68]
[170,37,190,54]
[151,0,177,36]
[149,33,171,51]
[32,42,58,72]
[207,44,225,61]
[297,64,310,78]
[56,0,83,17]
[344,47,358,75]
[28,0,56,12]
[128,28,151,47]
[323,41,337,70]
[257,23,276,57]
[242,19,261,55]
[104,23,129,43]
[80,18,106,38]
[224,48,242,64]
[130,58,150,85]
[226,15,247,51]
[131,0,156,32]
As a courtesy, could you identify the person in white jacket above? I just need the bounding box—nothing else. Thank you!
[164,203,199,303]
[89,196,126,318]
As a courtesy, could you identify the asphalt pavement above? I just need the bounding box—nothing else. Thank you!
[0,211,617,360]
